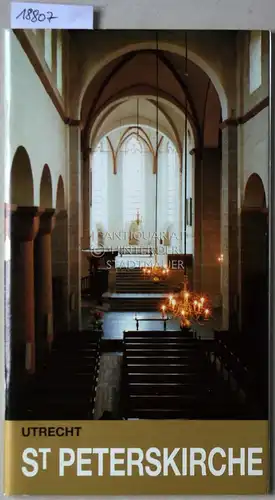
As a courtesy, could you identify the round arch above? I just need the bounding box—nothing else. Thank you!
[10,146,34,206]
[40,165,53,208]
[241,173,268,359]
[56,175,65,211]
[78,41,228,120]
[243,173,266,210]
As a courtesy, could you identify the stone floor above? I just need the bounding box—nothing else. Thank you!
[82,303,219,340]
[94,352,123,419]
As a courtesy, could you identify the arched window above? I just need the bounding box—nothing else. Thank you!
[249,31,262,94]
[90,139,109,246]
[121,135,146,229]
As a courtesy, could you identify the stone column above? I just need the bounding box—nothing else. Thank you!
[68,125,82,330]
[193,148,221,305]
[221,123,239,330]
[34,209,55,368]
[11,207,40,375]
[82,153,91,277]
[52,209,69,335]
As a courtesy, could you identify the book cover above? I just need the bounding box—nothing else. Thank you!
[3,23,270,495]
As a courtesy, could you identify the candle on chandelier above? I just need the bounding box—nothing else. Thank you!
[161,305,166,318]
[205,309,209,318]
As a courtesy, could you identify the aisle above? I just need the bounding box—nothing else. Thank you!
[94,353,123,419]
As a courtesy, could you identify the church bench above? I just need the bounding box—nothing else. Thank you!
[45,366,98,377]
[124,340,200,347]
[128,393,208,410]
[26,406,94,420]
[126,372,214,383]
[53,331,101,341]
[31,385,96,398]
[52,339,99,350]
[123,355,205,365]
[124,350,204,359]
[51,346,98,354]
[47,357,99,368]
[125,408,199,419]
[124,337,198,347]
[124,363,203,373]
[127,382,210,395]
[49,354,98,364]
[124,330,193,338]
[27,393,95,406]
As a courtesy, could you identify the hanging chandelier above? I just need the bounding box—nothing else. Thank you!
[142,31,168,282]
[160,275,211,328]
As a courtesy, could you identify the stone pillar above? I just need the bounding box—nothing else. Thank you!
[221,123,239,330]
[52,209,69,335]
[34,209,55,368]
[68,125,82,330]
[192,149,201,293]
[82,153,91,277]
[11,207,40,375]
[193,148,221,304]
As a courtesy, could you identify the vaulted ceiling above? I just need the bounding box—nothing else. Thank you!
[80,49,222,151]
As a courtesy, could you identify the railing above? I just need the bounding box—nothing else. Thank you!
[81,276,90,295]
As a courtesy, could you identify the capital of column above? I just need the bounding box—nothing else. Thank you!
[38,208,56,235]
[11,206,41,241]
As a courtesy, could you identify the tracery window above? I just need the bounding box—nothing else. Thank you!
[121,135,146,229]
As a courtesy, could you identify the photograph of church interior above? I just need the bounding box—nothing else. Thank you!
[5,28,269,421]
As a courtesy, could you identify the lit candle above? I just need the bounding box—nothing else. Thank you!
[161,305,166,318]
[205,309,209,318]
[172,299,176,308]
[200,297,205,304]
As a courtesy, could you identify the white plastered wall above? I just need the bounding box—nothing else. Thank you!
[8,32,67,208]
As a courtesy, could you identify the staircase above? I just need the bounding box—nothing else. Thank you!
[116,269,173,293]
[104,268,178,312]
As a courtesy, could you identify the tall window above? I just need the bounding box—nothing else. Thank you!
[166,141,178,226]
[56,31,63,95]
[44,30,52,70]
[249,31,262,94]
[121,135,145,229]
[91,139,109,246]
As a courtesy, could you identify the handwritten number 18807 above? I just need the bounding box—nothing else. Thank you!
[16,8,58,23]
